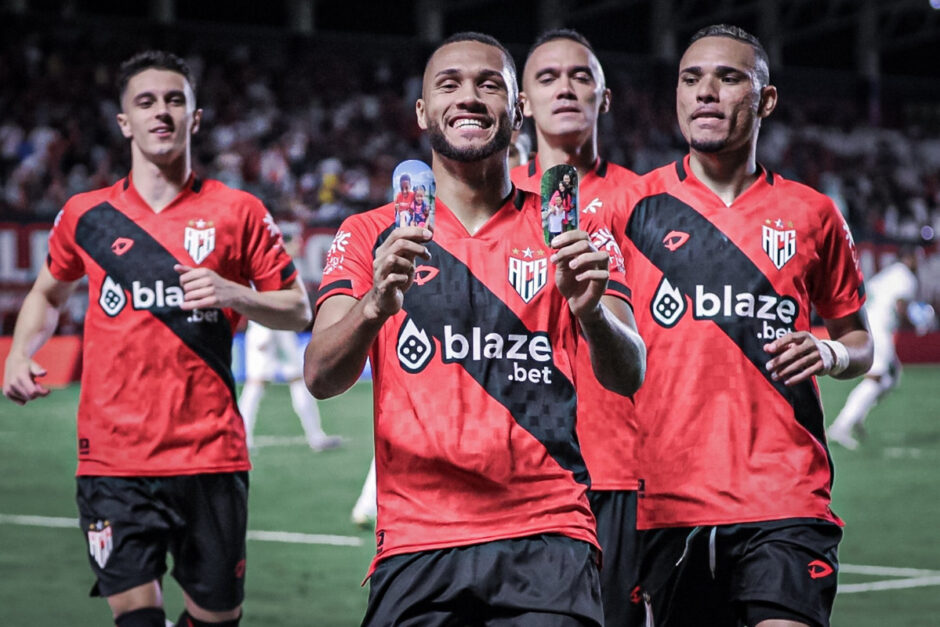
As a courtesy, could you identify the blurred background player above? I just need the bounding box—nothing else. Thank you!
[512,28,644,626]
[306,32,645,626]
[614,25,873,627]
[238,224,342,453]
[2,50,310,627]
[350,457,377,527]
[828,245,923,449]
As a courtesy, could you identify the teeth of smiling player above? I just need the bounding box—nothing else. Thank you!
[454,119,484,128]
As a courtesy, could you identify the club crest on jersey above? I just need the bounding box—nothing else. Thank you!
[508,247,547,303]
[397,317,434,373]
[99,275,127,317]
[762,218,796,269]
[87,520,113,568]
[184,219,216,264]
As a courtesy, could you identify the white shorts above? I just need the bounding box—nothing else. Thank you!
[244,322,303,382]
[867,319,897,378]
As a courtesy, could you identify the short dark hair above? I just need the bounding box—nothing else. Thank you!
[687,24,770,87]
[526,28,596,60]
[117,50,196,103]
[427,31,517,97]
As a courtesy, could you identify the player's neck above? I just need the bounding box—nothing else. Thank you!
[433,153,513,235]
[688,145,760,207]
[130,147,192,213]
[536,131,598,179]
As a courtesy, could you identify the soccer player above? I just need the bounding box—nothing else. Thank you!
[828,245,921,449]
[2,51,311,627]
[239,320,343,452]
[511,28,644,627]
[305,32,646,626]
[610,25,873,627]
[238,227,342,453]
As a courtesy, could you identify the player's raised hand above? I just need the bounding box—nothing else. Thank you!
[763,331,830,385]
[364,227,432,320]
[174,264,240,310]
[2,354,50,405]
[551,229,609,319]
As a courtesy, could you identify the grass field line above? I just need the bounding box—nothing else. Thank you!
[0,513,363,547]
[839,575,940,593]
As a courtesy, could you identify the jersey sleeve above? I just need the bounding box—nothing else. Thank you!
[581,202,631,305]
[316,214,379,307]
[46,202,85,282]
[809,201,866,319]
[243,199,298,292]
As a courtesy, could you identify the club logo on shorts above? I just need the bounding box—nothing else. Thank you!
[651,276,686,327]
[508,247,547,303]
[762,218,796,269]
[397,317,434,373]
[807,559,834,579]
[183,219,216,264]
[87,520,113,568]
[99,275,127,317]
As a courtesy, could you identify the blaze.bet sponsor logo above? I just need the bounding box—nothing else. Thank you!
[98,276,219,322]
[651,280,799,339]
[396,320,556,384]
[508,246,547,303]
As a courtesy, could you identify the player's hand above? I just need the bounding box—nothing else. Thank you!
[551,229,609,319]
[763,331,830,385]
[175,264,239,310]
[2,354,50,405]
[364,227,432,320]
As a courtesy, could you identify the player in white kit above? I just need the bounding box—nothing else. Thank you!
[239,227,343,452]
[828,246,921,449]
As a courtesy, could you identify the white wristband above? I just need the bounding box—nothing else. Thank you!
[820,339,850,376]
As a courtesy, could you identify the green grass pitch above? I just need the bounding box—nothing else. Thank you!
[1,368,938,626]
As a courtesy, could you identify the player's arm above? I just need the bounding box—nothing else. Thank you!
[763,311,873,385]
[3,265,79,405]
[174,265,312,331]
[304,226,432,399]
[551,230,646,396]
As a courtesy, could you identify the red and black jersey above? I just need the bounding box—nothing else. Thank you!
[318,188,630,575]
[47,175,297,477]
[512,158,642,491]
[610,156,865,529]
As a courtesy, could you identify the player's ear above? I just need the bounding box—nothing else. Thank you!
[116,112,132,139]
[519,91,532,118]
[191,108,203,135]
[415,99,428,131]
[511,97,524,131]
[599,88,611,115]
[758,85,777,119]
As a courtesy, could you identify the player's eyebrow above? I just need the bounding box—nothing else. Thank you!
[132,89,187,103]
[679,64,747,77]
[434,68,506,84]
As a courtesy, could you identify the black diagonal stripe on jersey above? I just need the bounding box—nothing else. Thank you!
[75,202,236,400]
[375,230,589,486]
[627,193,833,484]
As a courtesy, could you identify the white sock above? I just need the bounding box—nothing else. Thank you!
[289,379,326,442]
[831,378,882,433]
[352,458,377,519]
[238,381,265,447]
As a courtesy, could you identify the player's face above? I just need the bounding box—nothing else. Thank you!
[417,40,520,163]
[117,68,201,165]
[676,36,775,155]
[521,38,610,142]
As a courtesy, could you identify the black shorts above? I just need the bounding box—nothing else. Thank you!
[637,518,842,627]
[587,489,644,627]
[76,472,249,611]
[363,534,604,627]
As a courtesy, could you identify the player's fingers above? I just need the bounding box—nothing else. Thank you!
[772,352,820,382]
[173,263,194,274]
[549,229,589,249]
[574,268,609,282]
[568,251,608,270]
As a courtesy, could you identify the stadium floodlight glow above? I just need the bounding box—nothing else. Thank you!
[932,0,940,9]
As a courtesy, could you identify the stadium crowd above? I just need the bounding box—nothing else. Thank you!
[2,20,939,248]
